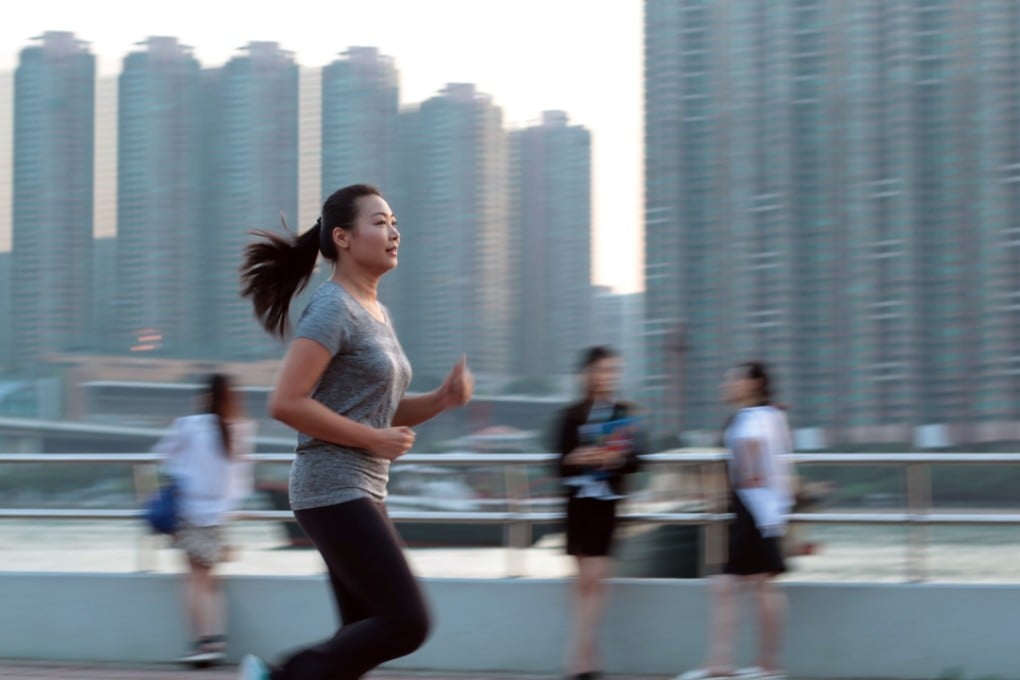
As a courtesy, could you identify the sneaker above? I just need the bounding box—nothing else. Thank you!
[178,647,224,668]
[737,667,787,680]
[676,670,737,680]
[239,654,270,680]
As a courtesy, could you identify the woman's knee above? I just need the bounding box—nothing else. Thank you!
[711,574,736,598]
[387,604,431,656]
[577,572,605,597]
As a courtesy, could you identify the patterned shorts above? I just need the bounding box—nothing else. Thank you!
[175,523,224,568]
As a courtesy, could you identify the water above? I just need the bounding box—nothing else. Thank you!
[2,518,1020,582]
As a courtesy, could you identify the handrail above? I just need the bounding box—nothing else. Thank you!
[6,451,1020,465]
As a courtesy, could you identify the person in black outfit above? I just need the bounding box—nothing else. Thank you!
[556,346,643,680]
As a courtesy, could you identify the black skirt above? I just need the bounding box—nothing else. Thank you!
[723,490,787,576]
[565,496,618,557]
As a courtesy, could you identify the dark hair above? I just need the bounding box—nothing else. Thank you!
[578,345,618,372]
[241,184,383,338]
[206,373,233,458]
[738,360,773,405]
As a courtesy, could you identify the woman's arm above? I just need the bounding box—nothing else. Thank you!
[392,391,445,428]
[269,338,413,460]
[733,438,766,488]
[392,355,474,427]
[558,409,602,476]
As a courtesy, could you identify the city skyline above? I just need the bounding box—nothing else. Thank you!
[0,0,644,294]
[1,32,603,376]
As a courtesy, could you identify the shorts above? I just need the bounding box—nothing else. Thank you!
[175,523,225,568]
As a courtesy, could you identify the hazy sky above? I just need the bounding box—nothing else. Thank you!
[0,0,644,292]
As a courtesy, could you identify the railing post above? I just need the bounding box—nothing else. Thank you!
[699,459,727,577]
[906,462,931,582]
[503,462,531,578]
[131,463,158,573]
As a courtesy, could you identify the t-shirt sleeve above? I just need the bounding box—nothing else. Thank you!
[294,292,349,355]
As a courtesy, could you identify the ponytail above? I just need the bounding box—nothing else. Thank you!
[241,217,322,338]
[207,373,234,459]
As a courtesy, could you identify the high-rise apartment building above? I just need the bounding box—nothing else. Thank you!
[12,32,95,364]
[509,111,593,379]
[644,1,1020,448]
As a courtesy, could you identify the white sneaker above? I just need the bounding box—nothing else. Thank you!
[675,670,736,680]
[179,648,223,667]
[239,654,270,680]
[737,667,787,680]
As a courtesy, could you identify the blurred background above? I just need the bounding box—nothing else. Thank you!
[3,0,1020,584]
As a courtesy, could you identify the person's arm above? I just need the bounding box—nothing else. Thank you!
[269,338,414,460]
[558,409,603,476]
[392,356,474,427]
[733,438,766,488]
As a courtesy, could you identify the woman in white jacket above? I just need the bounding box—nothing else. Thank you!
[153,374,255,667]
[678,361,793,680]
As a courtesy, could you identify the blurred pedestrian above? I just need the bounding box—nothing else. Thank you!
[153,373,255,667]
[677,361,793,680]
[556,346,644,680]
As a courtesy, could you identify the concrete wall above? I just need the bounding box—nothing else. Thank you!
[0,572,1016,679]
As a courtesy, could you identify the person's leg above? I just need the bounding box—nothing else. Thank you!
[751,574,786,673]
[326,558,370,626]
[703,574,739,675]
[180,555,226,665]
[273,499,430,680]
[200,564,226,650]
[184,558,206,644]
[568,555,611,676]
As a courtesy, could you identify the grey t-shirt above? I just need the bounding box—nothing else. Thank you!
[288,280,412,510]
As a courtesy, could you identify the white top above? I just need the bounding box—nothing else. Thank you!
[152,414,256,527]
[725,405,794,536]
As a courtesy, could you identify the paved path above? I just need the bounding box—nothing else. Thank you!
[0,663,674,680]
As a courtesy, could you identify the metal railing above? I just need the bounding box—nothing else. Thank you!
[2,451,1020,580]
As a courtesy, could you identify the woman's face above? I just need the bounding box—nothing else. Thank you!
[722,366,756,405]
[585,357,622,399]
[334,194,400,274]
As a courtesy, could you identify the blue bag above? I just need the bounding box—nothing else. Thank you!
[144,479,180,535]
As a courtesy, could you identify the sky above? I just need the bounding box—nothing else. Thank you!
[0,0,645,293]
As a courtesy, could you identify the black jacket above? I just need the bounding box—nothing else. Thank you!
[555,399,644,498]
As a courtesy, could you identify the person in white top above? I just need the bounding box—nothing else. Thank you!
[678,361,793,680]
[152,373,255,667]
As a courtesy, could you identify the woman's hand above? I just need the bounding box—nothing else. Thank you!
[365,426,416,460]
[597,447,627,468]
[437,355,474,410]
[565,446,614,467]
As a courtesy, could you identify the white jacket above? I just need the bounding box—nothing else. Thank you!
[152,414,256,527]
[725,406,794,537]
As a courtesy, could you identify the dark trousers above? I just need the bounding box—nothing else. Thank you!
[272,498,430,679]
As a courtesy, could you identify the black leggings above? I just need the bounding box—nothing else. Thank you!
[271,498,431,679]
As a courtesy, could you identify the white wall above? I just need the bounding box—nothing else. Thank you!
[0,573,1016,679]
